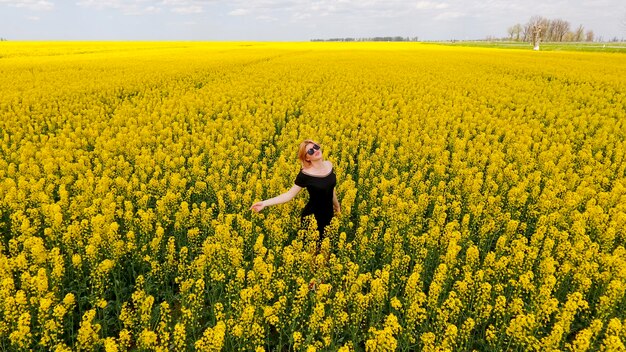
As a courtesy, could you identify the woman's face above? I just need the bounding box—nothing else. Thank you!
[305,143,322,162]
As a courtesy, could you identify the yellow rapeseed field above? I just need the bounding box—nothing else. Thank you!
[0,42,625,351]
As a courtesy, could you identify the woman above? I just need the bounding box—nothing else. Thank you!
[250,139,341,245]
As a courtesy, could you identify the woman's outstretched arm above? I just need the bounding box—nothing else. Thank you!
[250,185,302,212]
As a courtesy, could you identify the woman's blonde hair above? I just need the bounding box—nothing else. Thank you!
[297,139,320,168]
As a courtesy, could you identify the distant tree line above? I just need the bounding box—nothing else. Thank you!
[311,36,419,42]
[508,16,594,42]
[0,38,7,41]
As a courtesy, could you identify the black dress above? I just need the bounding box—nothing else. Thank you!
[294,165,337,237]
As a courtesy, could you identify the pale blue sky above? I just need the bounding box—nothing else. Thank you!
[1,0,624,41]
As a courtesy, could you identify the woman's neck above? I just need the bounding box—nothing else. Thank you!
[306,159,324,169]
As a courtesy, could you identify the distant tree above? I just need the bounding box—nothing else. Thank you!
[573,24,585,42]
[524,16,548,49]
[513,17,594,44]
[507,26,515,40]
[507,24,522,41]
[549,18,570,41]
[524,15,549,47]
[585,30,594,42]
[543,19,555,41]
[532,25,542,50]
[513,24,522,41]
[342,36,417,42]
[521,24,531,42]
[563,31,576,42]
[309,36,420,42]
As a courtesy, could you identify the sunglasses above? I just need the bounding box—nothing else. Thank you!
[306,144,320,155]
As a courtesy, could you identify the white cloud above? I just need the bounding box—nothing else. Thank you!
[0,0,54,11]
[26,15,40,20]
[171,5,202,13]
[292,11,311,20]
[256,14,278,21]
[76,0,208,15]
[76,0,160,15]
[4,0,624,40]
[166,19,197,25]
[228,8,249,16]
[76,0,116,10]
[434,10,465,20]
[135,5,161,15]
[224,0,435,23]
[415,1,448,10]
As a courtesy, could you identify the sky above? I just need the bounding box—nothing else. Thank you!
[0,0,625,41]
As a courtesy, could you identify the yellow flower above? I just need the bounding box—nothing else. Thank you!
[390,296,402,310]
[173,323,186,351]
[9,312,32,349]
[420,332,436,352]
[63,293,76,308]
[138,329,158,349]
[77,309,101,351]
[103,337,119,352]
[195,321,226,352]
[293,331,303,350]
[118,329,132,351]
[2,41,626,351]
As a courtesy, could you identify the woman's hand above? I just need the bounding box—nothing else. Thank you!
[250,201,265,213]
[333,203,341,215]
